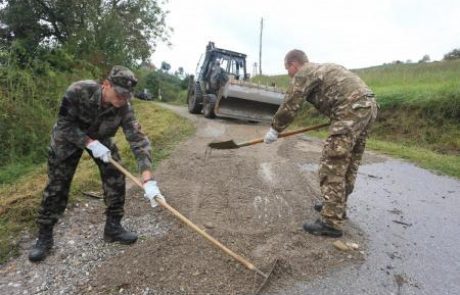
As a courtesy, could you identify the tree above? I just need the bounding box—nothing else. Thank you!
[143,70,185,101]
[0,0,171,68]
[418,54,430,63]
[174,66,185,79]
[443,48,460,61]
[160,61,171,72]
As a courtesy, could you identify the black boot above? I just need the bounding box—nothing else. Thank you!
[104,215,138,244]
[303,219,343,238]
[313,202,348,219]
[29,225,54,262]
[313,202,324,212]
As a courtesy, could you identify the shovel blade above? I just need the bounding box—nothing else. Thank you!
[254,258,280,294]
[208,140,240,149]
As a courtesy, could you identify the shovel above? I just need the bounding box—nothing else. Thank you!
[208,122,330,149]
[108,158,278,292]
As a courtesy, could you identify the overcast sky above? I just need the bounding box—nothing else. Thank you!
[150,0,460,75]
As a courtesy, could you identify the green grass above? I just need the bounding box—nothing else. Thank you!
[0,160,41,185]
[287,105,460,178]
[0,101,195,264]
[287,119,460,178]
[367,139,460,178]
[253,60,460,118]
[0,65,99,182]
[355,60,460,119]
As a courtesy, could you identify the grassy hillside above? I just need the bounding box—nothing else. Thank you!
[357,61,460,108]
[0,101,194,264]
[252,60,460,177]
[0,66,100,184]
[356,61,460,156]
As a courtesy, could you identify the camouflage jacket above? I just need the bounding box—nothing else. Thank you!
[50,80,152,171]
[272,63,376,134]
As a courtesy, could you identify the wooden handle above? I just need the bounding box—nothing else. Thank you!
[278,122,330,138]
[108,158,267,277]
[109,158,143,188]
[238,122,330,148]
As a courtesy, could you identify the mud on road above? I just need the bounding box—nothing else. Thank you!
[0,104,385,294]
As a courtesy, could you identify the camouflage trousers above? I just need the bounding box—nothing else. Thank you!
[319,96,378,229]
[37,142,125,227]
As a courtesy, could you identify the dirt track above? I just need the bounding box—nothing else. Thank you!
[86,104,384,294]
[0,104,385,294]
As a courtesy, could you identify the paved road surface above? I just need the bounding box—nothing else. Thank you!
[285,160,460,295]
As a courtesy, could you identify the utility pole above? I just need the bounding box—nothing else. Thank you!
[259,17,263,76]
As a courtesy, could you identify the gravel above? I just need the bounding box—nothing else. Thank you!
[0,186,170,295]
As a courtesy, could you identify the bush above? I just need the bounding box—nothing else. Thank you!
[444,48,460,61]
[138,70,187,102]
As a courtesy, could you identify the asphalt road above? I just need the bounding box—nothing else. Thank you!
[279,158,460,295]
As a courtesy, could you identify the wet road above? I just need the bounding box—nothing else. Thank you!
[287,159,460,295]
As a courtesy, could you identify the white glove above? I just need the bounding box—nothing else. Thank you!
[143,180,166,208]
[86,140,111,163]
[264,127,279,144]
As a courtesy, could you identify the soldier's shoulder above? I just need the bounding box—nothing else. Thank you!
[320,63,347,71]
[318,63,354,79]
[67,80,99,93]
[65,80,100,99]
[296,63,320,76]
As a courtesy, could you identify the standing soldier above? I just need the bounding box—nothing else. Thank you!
[264,50,378,237]
[29,66,165,262]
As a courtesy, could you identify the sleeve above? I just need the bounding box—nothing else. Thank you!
[271,71,319,132]
[53,90,89,148]
[121,105,153,172]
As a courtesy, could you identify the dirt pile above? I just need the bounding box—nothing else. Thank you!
[86,118,369,294]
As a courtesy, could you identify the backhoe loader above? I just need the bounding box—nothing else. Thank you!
[187,42,284,122]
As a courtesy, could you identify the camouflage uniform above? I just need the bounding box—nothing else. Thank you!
[37,79,152,227]
[272,63,378,229]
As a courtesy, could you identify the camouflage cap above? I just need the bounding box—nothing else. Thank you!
[108,65,138,98]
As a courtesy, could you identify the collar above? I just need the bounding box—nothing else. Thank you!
[96,85,117,115]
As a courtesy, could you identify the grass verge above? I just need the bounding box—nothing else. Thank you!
[289,111,460,178]
[0,101,195,264]
[366,139,460,178]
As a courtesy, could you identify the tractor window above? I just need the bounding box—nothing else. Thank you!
[220,58,239,79]
[195,54,204,78]
[220,58,229,73]
[212,55,246,80]
[229,60,238,77]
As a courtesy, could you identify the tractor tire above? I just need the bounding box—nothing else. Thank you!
[203,102,216,119]
[187,83,203,114]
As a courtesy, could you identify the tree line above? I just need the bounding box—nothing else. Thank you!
[0,0,170,70]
